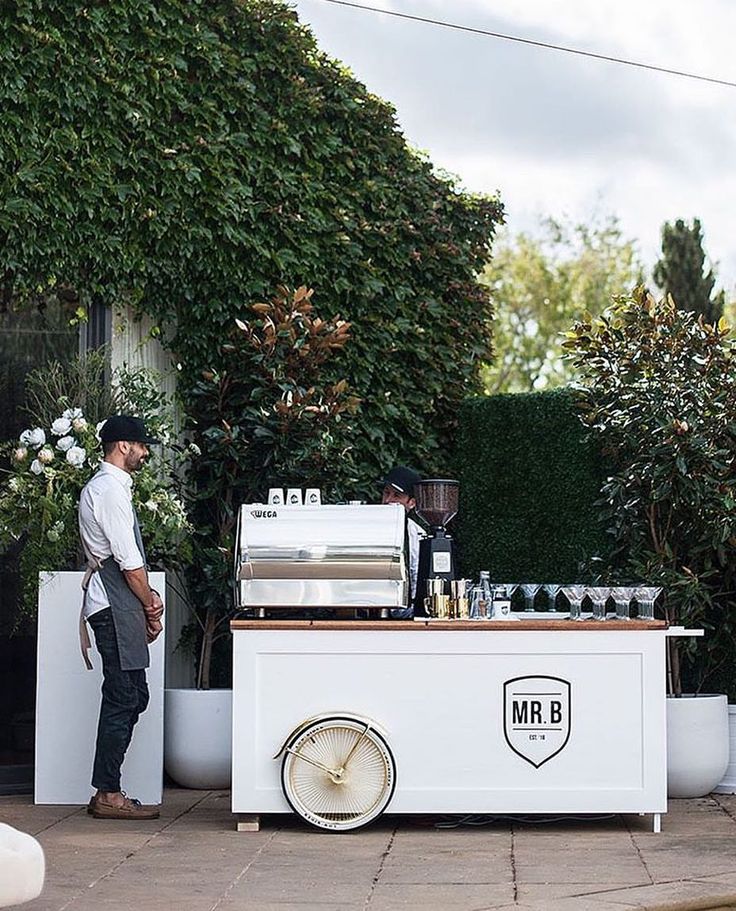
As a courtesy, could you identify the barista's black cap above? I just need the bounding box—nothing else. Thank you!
[99,415,160,445]
[380,466,422,497]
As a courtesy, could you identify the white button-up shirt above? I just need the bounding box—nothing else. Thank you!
[78,462,144,618]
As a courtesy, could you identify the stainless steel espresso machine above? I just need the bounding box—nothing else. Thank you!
[412,479,460,617]
[235,502,407,616]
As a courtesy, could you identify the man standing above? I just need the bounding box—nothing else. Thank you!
[79,415,164,820]
[380,466,424,618]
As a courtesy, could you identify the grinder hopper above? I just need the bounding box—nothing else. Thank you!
[413,479,459,616]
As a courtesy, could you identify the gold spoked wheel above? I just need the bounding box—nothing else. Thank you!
[280,717,396,832]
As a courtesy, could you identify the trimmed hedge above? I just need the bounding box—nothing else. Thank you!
[456,388,611,584]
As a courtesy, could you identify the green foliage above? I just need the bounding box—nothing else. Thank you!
[456,388,610,586]
[0,298,79,440]
[22,349,114,429]
[564,289,736,694]
[1,0,503,684]
[184,285,358,687]
[0,0,503,496]
[0,358,192,621]
[481,215,642,394]
[653,218,725,325]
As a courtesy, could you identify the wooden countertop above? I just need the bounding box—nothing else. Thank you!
[230,618,667,631]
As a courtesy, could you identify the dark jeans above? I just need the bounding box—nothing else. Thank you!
[88,608,149,792]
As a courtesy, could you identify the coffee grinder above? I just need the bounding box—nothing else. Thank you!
[412,479,459,616]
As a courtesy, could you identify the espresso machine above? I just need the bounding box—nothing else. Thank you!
[412,479,459,616]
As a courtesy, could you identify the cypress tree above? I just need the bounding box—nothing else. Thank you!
[653,218,725,324]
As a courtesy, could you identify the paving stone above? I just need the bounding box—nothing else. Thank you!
[516,882,646,903]
[588,879,736,909]
[367,882,514,909]
[379,849,512,885]
[226,874,373,905]
[635,834,736,881]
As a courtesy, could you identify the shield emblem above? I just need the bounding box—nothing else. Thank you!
[503,675,571,768]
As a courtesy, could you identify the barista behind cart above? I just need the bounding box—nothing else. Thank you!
[380,466,425,618]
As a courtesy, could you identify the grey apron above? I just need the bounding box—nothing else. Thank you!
[95,513,150,672]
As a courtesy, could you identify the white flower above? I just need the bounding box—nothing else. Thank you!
[144,499,159,512]
[20,428,46,449]
[51,417,72,436]
[46,528,60,543]
[62,408,83,421]
[72,417,88,432]
[187,442,201,456]
[8,477,20,492]
[66,446,86,468]
[56,435,75,451]
[13,447,28,462]
[96,420,107,440]
[30,459,44,475]
[37,447,55,464]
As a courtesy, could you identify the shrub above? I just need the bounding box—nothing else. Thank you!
[564,289,736,695]
[183,285,357,687]
[456,388,609,586]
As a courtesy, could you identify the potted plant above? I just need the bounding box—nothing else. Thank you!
[163,285,358,789]
[0,356,193,798]
[0,355,192,623]
[565,289,735,797]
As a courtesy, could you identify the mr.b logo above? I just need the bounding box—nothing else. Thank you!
[503,676,571,768]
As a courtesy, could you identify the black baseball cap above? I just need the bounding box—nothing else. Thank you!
[379,466,422,497]
[99,415,160,445]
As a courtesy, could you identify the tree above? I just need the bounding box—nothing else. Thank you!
[481,215,643,394]
[653,218,725,325]
[564,290,736,695]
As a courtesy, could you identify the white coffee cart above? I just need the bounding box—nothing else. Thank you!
[231,617,674,833]
[230,501,687,833]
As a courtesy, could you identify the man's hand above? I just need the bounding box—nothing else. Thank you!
[146,591,164,622]
[146,617,163,643]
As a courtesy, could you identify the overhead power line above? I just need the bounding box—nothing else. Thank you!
[311,0,736,89]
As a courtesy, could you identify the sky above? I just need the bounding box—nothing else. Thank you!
[291,0,736,294]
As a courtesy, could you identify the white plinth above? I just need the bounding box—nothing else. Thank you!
[232,622,668,819]
[34,571,165,805]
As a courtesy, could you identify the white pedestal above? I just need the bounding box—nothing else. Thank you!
[34,571,165,805]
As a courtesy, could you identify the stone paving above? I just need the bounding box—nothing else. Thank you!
[3,789,736,911]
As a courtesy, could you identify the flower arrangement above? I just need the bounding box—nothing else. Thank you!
[0,394,193,621]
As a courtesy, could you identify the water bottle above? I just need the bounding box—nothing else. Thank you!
[479,570,493,618]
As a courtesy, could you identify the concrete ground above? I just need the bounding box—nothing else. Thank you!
[3,790,736,911]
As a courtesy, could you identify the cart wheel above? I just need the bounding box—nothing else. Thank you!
[280,716,396,832]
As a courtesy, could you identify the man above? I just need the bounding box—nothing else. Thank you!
[78,415,164,820]
[380,466,424,618]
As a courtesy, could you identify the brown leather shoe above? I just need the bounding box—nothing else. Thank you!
[91,794,160,820]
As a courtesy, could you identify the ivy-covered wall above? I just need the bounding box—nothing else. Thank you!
[1,0,503,494]
[456,388,611,583]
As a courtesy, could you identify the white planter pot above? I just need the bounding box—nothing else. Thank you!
[164,688,232,789]
[36,571,165,805]
[667,694,729,798]
[714,705,736,794]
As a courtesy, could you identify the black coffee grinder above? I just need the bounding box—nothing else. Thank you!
[412,479,459,616]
